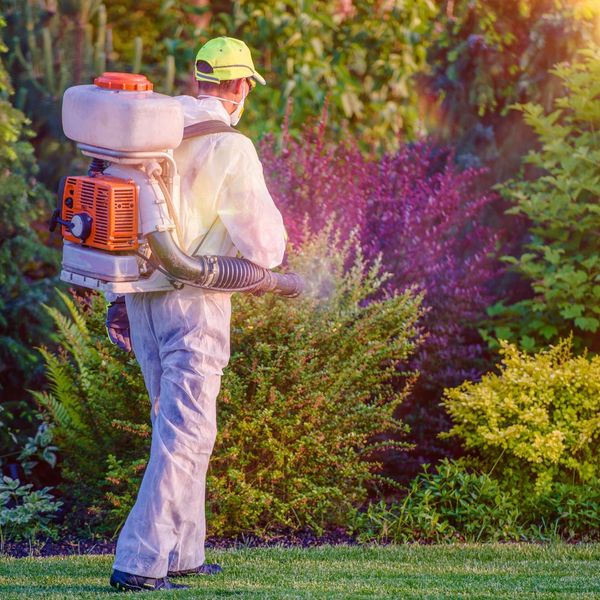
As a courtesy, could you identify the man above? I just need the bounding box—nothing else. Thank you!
[108,37,287,592]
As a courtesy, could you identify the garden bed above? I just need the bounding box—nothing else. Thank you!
[0,528,356,558]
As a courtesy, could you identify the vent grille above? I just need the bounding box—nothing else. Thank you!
[94,185,109,243]
[80,181,95,210]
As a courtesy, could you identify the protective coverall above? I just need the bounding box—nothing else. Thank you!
[112,95,287,578]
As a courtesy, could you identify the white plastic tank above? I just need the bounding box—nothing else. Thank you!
[62,72,184,151]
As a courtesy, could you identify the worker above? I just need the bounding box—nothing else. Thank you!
[107,37,287,592]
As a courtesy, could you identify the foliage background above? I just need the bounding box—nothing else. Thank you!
[483,47,600,353]
[0,0,599,540]
[421,0,600,181]
[0,16,59,493]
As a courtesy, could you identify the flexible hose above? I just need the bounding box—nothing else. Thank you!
[146,230,303,297]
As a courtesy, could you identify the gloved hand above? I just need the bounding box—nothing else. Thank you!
[106,296,132,353]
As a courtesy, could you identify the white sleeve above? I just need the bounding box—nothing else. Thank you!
[215,135,287,269]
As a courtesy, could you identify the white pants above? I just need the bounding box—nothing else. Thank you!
[113,286,231,578]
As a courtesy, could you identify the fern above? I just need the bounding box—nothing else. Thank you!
[30,390,72,430]
[35,291,148,533]
[34,347,80,428]
[54,290,89,337]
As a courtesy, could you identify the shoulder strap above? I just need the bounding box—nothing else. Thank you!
[182,119,242,140]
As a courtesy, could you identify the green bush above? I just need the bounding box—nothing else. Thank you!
[350,459,524,543]
[37,229,422,535]
[528,481,600,541]
[442,338,600,494]
[0,17,58,392]
[484,46,600,352]
[350,460,600,543]
[0,477,62,549]
[0,17,60,476]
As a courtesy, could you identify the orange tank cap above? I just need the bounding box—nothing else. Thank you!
[94,72,154,92]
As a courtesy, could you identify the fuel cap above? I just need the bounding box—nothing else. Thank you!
[94,72,154,92]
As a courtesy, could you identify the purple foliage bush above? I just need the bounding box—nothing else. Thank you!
[363,144,499,391]
[258,124,504,479]
[258,118,367,245]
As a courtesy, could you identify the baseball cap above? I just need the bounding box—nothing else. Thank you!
[195,37,266,86]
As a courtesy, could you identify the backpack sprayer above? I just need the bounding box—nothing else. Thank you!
[51,72,303,298]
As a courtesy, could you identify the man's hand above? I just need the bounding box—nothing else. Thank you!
[106,297,132,353]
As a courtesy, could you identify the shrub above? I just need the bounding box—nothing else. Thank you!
[0,477,62,549]
[529,481,600,541]
[0,18,60,493]
[206,230,421,534]
[442,338,600,494]
[484,46,600,353]
[362,143,500,393]
[350,459,524,543]
[364,144,506,480]
[37,229,422,535]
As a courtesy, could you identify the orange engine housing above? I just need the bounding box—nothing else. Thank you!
[61,174,139,251]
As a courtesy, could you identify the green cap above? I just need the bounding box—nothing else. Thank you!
[195,37,266,86]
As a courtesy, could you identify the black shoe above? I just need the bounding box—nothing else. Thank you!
[167,562,223,578]
[110,569,190,592]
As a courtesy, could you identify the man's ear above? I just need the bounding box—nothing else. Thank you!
[232,78,245,94]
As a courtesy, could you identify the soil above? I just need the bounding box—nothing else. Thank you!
[1,528,356,558]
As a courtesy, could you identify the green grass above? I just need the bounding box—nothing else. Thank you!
[0,544,599,599]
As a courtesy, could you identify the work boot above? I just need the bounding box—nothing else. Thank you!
[167,562,223,578]
[110,569,190,592]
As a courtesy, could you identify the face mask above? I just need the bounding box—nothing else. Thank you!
[229,91,246,126]
[197,83,248,126]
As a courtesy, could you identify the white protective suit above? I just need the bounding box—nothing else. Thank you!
[112,96,287,578]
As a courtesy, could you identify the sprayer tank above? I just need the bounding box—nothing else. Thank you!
[62,73,184,152]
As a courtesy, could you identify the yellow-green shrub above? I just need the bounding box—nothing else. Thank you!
[442,339,600,493]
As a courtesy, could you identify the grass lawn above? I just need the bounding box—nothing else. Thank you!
[0,543,599,599]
